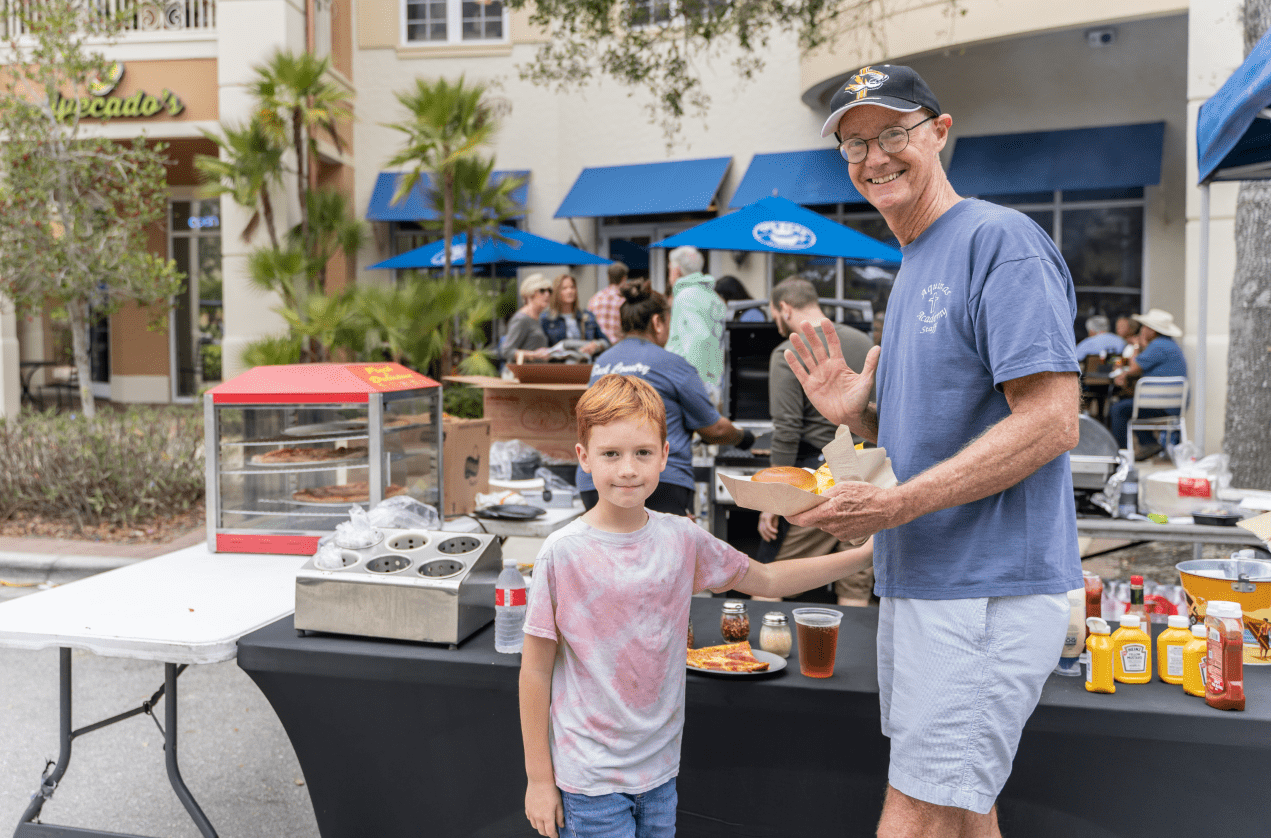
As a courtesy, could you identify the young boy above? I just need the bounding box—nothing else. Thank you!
[519,374,873,838]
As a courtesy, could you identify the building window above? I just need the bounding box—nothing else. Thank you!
[979,188,1145,339]
[404,0,505,44]
[170,199,223,399]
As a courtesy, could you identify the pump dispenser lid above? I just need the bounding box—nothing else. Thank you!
[1086,616,1111,635]
[1118,614,1141,628]
[1192,625,1207,638]
[1168,615,1190,629]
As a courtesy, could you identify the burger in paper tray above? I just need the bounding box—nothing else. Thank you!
[717,430,898,547]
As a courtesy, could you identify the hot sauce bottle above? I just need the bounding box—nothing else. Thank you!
[1204,601,1245,711]
[1112,614,1152,684]
[1126,575,1150,633]
[1156,615,1192,685]
[1183,624,1208,698]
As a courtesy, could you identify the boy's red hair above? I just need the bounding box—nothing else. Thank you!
[575,375,667,448]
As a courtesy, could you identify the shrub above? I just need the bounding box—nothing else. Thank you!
[443,384,483,419]
[0,406,205,528]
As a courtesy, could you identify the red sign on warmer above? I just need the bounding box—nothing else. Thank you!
[346,364,436,393]
[1177,477,1213,498]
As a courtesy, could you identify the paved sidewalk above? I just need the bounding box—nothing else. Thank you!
[0,528,205,589]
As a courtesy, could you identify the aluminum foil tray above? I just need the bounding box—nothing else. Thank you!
[294,528,502,646]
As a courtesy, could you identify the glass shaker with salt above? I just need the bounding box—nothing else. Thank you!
[759,612,792,658]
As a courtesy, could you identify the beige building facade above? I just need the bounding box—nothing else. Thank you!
[0,0,1250,457]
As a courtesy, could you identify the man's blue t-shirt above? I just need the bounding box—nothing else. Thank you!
[876,199,1083,600]
[575,337,720,494]
[1135,336,1187,379]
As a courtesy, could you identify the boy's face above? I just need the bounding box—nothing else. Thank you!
[576,418,669,510]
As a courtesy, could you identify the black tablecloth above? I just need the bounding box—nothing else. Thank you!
[237,599,1269,837]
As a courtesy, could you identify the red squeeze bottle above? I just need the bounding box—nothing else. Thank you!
[1205,601,1245,711]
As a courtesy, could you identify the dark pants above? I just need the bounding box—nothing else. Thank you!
[580,483,695,518]
[1109,401,1179,449]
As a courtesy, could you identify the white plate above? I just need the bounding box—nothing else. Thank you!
[686,648,787,676]
[281,420,365,438]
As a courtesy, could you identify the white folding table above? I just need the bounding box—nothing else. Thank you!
[0,545,307,838]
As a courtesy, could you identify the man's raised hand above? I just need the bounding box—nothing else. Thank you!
[784,319,880,439]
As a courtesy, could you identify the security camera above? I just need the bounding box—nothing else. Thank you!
[1086,28,1116,48]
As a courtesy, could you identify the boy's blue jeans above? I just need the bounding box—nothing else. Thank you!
[560,778,676,838]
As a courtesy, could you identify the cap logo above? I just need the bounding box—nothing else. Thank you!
[846,67,888,101]
[752,221,816,251]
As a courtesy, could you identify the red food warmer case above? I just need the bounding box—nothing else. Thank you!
[204,363,443,554]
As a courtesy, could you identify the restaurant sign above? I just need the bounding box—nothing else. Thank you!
[52,62,185,121]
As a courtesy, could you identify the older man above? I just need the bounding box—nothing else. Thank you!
[786,65,1082,837]
[1109,308,1188,457]
[1075,314,1125,361]
[664,245,726,404]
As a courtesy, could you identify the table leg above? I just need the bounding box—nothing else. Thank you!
[163,663,217,838]
[12,651,219,838]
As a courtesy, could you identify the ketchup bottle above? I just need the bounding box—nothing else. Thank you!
[1204,601,1245,711]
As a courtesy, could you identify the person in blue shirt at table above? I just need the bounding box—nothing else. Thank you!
[540,273,609,359]
[576,280,755,517]
[1108,308,1188,458]
[713,275,767,322]
[1074,314,1125,361]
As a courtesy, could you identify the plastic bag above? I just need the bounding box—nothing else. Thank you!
[333,505,383,549]
[490,440,542,480]
[368,495,441,530]
[535,466,578,498]
[313,541,347,570]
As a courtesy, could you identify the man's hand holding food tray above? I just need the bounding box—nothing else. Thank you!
[717,429,897,548]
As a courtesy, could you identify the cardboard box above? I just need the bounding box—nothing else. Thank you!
[445,376,587,462]
[442,417,491,517]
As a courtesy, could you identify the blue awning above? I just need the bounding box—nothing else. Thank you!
[365,170,529,222]
[1198,28,1271,183]
[554,157,731,218]
[947,123,1165,196]
[730,149,865,207]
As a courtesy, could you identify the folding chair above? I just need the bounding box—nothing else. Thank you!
[1125,376,1188,454]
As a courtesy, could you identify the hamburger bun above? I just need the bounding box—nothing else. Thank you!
[751,466,817,493]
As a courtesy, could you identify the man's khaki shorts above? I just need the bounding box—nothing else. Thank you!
[774,522,874,602]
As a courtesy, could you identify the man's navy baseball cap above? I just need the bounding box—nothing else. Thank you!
[820,65,942,139]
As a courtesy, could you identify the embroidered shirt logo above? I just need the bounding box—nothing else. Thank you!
[918,283,951,334]
[845,67,889,101]
[752,221,816,250]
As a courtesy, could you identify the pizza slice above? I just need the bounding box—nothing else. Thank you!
[686,641,770,672]
[292,481,408,504]
[253,445,368,465]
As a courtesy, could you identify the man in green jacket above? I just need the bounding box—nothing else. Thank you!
[665,245,726,405]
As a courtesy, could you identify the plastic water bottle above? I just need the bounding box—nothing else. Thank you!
[1118,466,1139,518]
[495,558,526,654]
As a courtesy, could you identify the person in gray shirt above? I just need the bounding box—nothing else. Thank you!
[756,276,875,605]
[502,273,553,362]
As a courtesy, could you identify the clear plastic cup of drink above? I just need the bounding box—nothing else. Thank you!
[1083,570,1103,621]
[792,607,843,678]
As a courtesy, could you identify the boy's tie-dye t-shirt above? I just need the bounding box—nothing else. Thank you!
[523,511,750,795]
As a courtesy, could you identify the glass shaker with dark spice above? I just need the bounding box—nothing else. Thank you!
[720,600,750,643]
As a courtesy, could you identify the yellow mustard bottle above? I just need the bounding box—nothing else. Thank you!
[1112,614,1152,684]
[1156,615,1192,685]
[1182,624,1208,698]
[1084,617,1115,694]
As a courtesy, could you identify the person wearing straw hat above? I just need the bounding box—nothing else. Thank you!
[1109,308,1188,459]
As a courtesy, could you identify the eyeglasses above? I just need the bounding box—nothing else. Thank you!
[837,115,935,164]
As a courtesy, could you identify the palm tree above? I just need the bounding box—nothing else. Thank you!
[355,275,496,378]
[445,156,526,282]
[294,186,368,292]
[195,117,285,249]
[250,50,351,254]
[383,76,495,281]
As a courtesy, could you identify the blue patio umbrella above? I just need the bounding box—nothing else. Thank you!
[648,195,902,265]
[1192,27,1271,453]
[369,226,611,270]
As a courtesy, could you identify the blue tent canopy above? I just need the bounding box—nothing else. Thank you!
[1192,28,1271,454]
[1197,28,1271,184]
[648,195,901,265]
[368,226,611,270]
